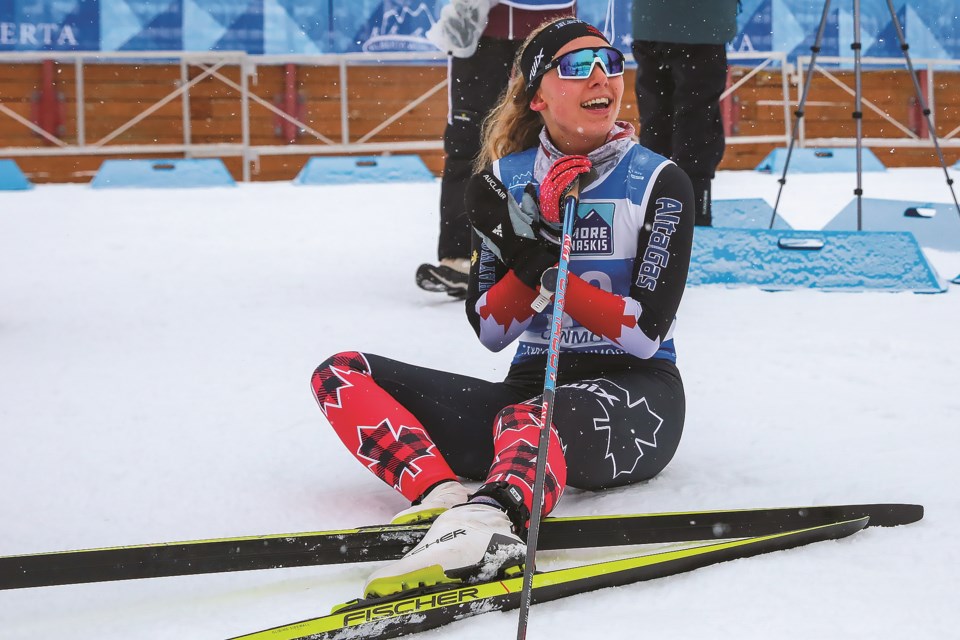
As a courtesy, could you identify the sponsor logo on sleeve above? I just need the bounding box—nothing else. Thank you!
[636,198,682,291]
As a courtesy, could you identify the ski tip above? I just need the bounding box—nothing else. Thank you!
[790,503,923,529]
[869,503,924,527]
[903,503,924,523]
[912,504,924,517]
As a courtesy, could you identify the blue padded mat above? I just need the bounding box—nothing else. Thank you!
[0,159,33,190]
[823,198,960,253]
[712,198,792,229]
[755,148,885,173]
[688,227,944,293]
[91,159,236,189]
[294,155,435,185]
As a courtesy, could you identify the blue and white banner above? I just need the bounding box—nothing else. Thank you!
[0,0,99,50]
[735,0,959,61]
[1,0,958,62]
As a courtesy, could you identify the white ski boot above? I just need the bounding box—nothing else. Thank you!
[390,481,471,525]
[364,503,525,598]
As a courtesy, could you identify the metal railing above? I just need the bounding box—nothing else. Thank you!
[0,50,456,181]
[17,49,949,181]
[792,54,960,149]
[723,50,793,145]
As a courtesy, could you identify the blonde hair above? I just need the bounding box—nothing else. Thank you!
[474,18,566,172]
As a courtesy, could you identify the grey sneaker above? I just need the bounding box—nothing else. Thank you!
[415,260,469,298]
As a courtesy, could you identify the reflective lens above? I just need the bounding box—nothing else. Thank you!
[550,47,625,80]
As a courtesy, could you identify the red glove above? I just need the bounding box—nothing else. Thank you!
[539,155,592,224]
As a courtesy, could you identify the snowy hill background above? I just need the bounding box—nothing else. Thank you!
[1,167,958,638]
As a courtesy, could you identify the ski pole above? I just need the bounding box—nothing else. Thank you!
[516,177,580,640]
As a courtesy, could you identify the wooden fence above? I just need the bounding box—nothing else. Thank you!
[2,52,959,184]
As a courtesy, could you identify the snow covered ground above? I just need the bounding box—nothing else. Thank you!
[1,166,958,639]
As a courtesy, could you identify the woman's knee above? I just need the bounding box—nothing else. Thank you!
[313,351,370,378]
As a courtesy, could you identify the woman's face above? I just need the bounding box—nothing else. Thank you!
[530,35,624,156]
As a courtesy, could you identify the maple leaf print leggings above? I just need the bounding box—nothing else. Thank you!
[311,351,684,519]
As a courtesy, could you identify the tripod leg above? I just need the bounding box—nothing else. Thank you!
[852,0,864,230]
[882,0,960,221]
[770,0,833,229]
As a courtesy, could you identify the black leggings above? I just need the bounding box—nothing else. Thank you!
[632,40,728,181]
[362,354,686,490]
[438,37,520,260]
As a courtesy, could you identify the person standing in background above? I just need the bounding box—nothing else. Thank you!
[416,0,576,299]
[631,0,740,227]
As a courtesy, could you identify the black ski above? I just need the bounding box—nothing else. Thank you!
[228,517,871,640]
[0,503,921,590]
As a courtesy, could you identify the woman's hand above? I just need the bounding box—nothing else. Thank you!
[539,155,592,223]
[466,171,558,289]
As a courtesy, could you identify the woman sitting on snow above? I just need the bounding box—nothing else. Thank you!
[311,17,695,598]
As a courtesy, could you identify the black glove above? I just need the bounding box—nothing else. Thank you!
[523,183,562,248]
[465,171,558,289]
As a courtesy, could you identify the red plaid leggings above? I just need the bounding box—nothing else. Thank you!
[311,352,684,520]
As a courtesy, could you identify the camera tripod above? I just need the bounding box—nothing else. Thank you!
[768,0,960,230]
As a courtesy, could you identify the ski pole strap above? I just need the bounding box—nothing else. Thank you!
[470,481,531,536]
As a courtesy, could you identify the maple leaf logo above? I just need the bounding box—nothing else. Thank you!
[312,353,372,417]
[321,366,353,411]
[487,434,561,500]
[588,381,662,479]
[356,419,438,491]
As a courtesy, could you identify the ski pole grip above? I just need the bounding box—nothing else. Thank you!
[563,176,581,204]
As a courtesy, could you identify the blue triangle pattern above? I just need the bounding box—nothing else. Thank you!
[191,0,250,28]
[273,0,336,46]
[733,0,773,53]
[867,5,907,57]
[212,5,265,54]
[118,2,183,51]
[789,5,842,61]
[6,0,960,58]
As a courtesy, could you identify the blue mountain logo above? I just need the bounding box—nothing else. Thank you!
[572,203,615,256]
[355,2,436,52]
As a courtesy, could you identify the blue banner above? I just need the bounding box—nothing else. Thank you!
[2,0,958,61]
[736,0,960,61]
[1,0,99,50]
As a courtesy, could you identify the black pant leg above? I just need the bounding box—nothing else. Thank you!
[438,38,520,261]
[633,42,727,225]
[363,354,533,480]
[632,41,674,158]
[689,175,712,226]
[548,368,686,490]
[667,43,727,226]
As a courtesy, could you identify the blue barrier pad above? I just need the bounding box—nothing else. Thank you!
[822,198,960,253]
[712,198,792,229]
[688,227,944,293]
[294,155,434,185]
[0,159,33,190]
[755,148,885,173]
[91,159,236,188]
